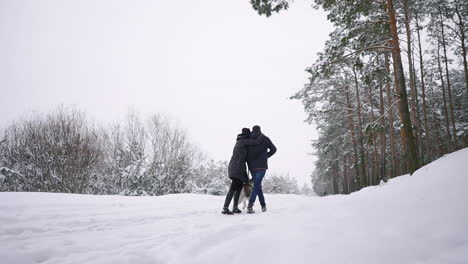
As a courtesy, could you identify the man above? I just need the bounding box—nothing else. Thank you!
[246,125,276,213]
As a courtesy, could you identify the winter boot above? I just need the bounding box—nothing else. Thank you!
[232,207,242,214]
[247,205,255,214]
[262,205,267,212]
[222,207,234,215]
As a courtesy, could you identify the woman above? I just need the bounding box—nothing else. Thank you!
[222,128,264,215]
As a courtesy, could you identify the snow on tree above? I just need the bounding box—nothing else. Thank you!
[252,0,467,195]
[190,160,229,195]
[263,173,300,194]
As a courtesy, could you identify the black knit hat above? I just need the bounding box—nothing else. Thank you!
[252,125,261,132]
[241,128,250,136]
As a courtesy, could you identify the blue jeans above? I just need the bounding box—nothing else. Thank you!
[249,170,266,207]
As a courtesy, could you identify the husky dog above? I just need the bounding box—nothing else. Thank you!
[239,180,254,209]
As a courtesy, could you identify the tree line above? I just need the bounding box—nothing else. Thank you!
[251,0,467,195]
[0,107,212,195]
[0,107,313,196]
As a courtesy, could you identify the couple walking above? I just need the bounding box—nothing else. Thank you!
[222,125,276,215]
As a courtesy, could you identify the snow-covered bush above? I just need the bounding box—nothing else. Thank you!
[190,160,229,195]
[0,167,27,191]
[0,107,232,196]
[263,173,300,194]
[0,107,103,193]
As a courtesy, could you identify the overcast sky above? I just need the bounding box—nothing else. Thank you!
[0,0,333,187]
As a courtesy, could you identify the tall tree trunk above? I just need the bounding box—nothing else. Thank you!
[367,84,378,185]
[332,148,340,194]
[436,39,452,151]
[434,115,444,157]
[412,50,424,164]
[385,53,399,178]
[333,176,339,194]
[378,59,387,181]
[343,155,350,194]
[390,43,408,174]
[415,13,431,163]
[428,80,443,158]
[390,53,406,157]
[454,0,468,93]
[345,84,361,189]
[349,162,356,193]
[403,0,420,152]
[440,9,459,149]
[386,0,419,174]
[352,67,368,186]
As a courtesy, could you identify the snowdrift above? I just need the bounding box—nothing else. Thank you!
[1,148,467,264]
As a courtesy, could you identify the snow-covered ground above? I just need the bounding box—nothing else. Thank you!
[1,148,468,264]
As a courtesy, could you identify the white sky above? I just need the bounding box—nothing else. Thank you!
[0,0,333,187]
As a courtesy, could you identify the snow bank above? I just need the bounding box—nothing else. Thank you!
[1,148,467,264]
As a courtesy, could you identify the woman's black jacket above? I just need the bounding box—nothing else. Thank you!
[228,133,265,183]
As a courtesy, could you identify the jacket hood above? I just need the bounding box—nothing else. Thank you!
[249,131,262,139]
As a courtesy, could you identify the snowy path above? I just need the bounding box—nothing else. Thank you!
[1,148,468,264]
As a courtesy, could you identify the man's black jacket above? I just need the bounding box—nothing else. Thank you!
[246,131,276,170]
